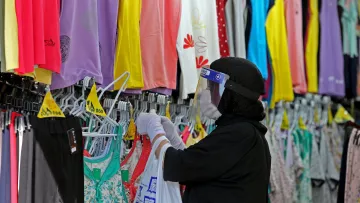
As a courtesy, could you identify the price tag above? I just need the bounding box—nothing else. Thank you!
[123,118,135,141]
[328,106,333,125]
[298,117,307,130]
[165,102,171,119]
[86,83,106,117]
[281,110,289,130]
[37,91,65,118]
[334,105,354,123]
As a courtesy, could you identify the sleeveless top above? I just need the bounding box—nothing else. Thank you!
[52,0,102,89]
[318,0,344,96]
[305,0,319,93]
[84,127,128,203]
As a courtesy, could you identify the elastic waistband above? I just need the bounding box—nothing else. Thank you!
[30,116,82,135]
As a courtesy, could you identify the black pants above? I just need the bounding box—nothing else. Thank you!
[19,116,84,203]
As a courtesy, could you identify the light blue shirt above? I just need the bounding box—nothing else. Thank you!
[247,0,270,79]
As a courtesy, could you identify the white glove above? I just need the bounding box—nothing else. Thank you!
[136,112,165,142]
[199,90,222,120]
[160,117,186,150]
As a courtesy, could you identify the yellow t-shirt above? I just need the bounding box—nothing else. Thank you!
[266,0,294,108]
[113,0,144,90]
[305,0,319,93]
[4,0,19,71]
[17,66,52,85]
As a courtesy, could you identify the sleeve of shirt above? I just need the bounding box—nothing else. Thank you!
[163,123,257,183]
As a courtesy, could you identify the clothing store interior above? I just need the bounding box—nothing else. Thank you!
[0,0,360,202]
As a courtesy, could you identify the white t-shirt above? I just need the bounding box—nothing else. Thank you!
[177,0,220,99]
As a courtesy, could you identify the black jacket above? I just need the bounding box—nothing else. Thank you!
[163,115,271,203]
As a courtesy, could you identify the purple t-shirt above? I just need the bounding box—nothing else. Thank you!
[52,0,118,89]
[318,0,345,96]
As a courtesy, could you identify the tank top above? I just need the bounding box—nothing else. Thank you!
[97,0,119,88]
[318,0,344,96]
[266,0,294,108]
[285,0,307,94]
[305,0,319,93]
[247,0,269,79]
[51,0,102,90]
[114,0,144,90]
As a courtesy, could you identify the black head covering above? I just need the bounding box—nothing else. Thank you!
[210,57,266,121]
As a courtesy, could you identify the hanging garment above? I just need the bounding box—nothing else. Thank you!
[293,128,313,203]
[15,0,35,74]
[52,0,102,89]
[339,0,358,57]
[140,0,181,90]
[97,0,119,88]
[29,116,84,203]
[176,0,220,99]
[267,130,293,203]
[343,55,358,98]
[114,0,143,90]
[247,0,269,79]
[32,0,45,65]
[318,0,345,97]
[285,0,307,94]
[121,136,151,202]
[84,127,127,203]
[344,128,360,203]
[0,0,6,72]
[225,0,247,58]
[305,0,319,93]
[18,129,35,203]
[4,0,19,71]
[38,0,61,73]
[0,130,2,175]
[265,0,294,108]
[312,128,340,203]
[337,125,352,203]
[0,129,10,203]
[9,113,20,203]
[216,0,230,58]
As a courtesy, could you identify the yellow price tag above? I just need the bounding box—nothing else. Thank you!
[314,110,320,123]
[281,110,289,130]
[86,83,106,117]
[123,118,135,141]
[298,117,307,130]
[334,105,354,123]
[328,106,333,125]
[165,102,171,119]
[37,91,65,118]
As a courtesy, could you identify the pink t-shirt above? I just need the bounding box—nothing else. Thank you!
[32,0,46,64]
[285,0,307,94]
[15,0,35,74]
[140,0,181,90]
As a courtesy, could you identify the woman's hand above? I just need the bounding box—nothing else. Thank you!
[136,112,165,142]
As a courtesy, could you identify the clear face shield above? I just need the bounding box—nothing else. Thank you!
[190,67,230,120]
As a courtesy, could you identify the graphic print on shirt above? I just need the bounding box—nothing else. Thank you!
[60,35,70,63]
[195,36,208,53]
[196,56,209,68]
[147,176,157,194]
[183,34,195,49]
[192,8,206,30]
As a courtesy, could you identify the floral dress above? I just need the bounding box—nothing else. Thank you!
[84,127,128,203]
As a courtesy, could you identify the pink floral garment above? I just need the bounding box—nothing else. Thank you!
[344,128,360,203]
